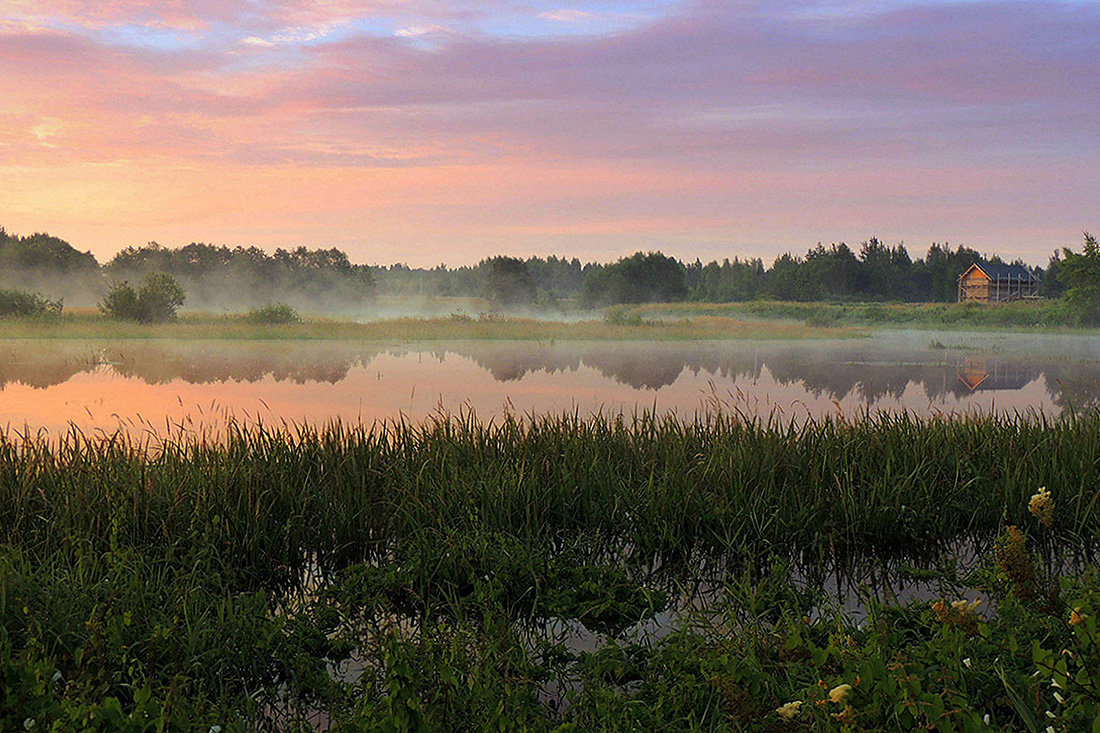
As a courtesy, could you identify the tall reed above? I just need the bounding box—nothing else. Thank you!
[1,410,1096,591]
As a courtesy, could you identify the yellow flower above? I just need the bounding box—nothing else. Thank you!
[828,683,853,704]
[1028,487,1054,528]
[776,701,802,720]
[1070,607,1085,626]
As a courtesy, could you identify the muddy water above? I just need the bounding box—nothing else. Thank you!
[1,330,1098,435]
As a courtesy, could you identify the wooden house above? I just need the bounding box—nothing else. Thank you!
[957,262,1040,303]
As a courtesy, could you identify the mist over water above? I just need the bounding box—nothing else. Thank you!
[2,330,1096,435]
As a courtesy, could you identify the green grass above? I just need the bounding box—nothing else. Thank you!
[636,298,1091,331]
[2,412,1099,729]
[0,309,863,341]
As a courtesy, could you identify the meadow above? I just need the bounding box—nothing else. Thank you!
[0,307,860,342]
[1,411,1098,730]
[633,299,1084,331]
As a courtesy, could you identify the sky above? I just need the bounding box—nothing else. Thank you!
[1,0,1098,267]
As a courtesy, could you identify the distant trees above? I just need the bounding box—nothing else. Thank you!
[3,225,1085,313]
[0,288,63,318]
[101,272,186,323]
[481,256,536,306]
[0,228,98,272]
[106,242,374,310]
[0,227,100,306]
[1058,233,1100,325]
[582,252,687,306]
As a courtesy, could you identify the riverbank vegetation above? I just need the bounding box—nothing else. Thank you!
[4,225,1096,316]
[630,298,1088,331]
[1,411,1098,729]
[0,309,861,341]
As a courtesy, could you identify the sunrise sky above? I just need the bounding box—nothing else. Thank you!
[1,0,1098,267]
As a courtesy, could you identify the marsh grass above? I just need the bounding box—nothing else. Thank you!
[2,411,1099,729]
[636,299,1089,331]
[3,410,1098,578]
[0,310,862,341]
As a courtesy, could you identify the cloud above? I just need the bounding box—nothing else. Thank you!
[394,23,446,38]
[538,9,599,23]
[1,0,1098,264]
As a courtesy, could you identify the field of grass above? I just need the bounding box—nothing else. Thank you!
[1,411,1098,729]
[636,298,1089,331]
[0,308,863,341]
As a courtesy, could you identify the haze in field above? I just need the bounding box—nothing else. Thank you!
[2,0,1098,267]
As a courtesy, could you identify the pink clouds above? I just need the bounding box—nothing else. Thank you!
[1,0,1098,266]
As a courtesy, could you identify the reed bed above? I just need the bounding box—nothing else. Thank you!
[1,410,1097,586]
[2,410,1099,729]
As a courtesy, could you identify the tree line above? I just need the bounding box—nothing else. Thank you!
[1,226,1092,316]
[380,239,1062,307]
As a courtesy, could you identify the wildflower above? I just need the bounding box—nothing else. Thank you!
[1054,692,1065,704]
[23,720,35,731]
[832,704,856,725]
[828,683,853,704]
[776,701,802,720]
[51,670,62,683]
[1070,607,1085,626]
[1046,710,1056,719]
[963,657,972,668]
[983,714,990,724]
[1029,487,1054,527]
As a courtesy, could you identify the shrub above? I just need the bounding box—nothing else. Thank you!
[245,302,301,324]
[0,288,62,318]
[100,272,186,323]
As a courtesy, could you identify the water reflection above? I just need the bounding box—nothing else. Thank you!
[1,331,1098,432]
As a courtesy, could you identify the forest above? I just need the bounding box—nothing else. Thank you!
[0,226,1072,311]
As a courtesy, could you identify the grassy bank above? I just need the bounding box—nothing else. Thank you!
[635,299,1090,331]
[1,412,1099,729]
[0,309,861,341]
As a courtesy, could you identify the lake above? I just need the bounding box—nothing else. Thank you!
[2,329,1098,435]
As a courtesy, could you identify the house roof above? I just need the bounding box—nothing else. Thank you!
[958,261,1038,282]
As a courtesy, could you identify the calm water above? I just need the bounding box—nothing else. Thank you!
[2,330,1099,435]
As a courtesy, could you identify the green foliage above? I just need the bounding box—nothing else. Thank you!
[1058,232,1100,325]
[106,242,374,309]
[0,288,62,318]
[100,272,186,323]
[583,251,687,306]
[481,255,536,306]
[245,302,301,324]
[1,414,1100,728]
[0,228,98,272]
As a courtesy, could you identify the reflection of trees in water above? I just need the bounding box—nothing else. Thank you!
[1043,363,1100,412]
[0,343,88,389]
[1,339,1099,413]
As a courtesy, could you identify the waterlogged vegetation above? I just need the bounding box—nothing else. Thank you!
[1,411,1099,730]
[629,299,1089,331]
[0,308,861,342]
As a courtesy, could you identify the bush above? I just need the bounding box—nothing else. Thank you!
[245,302,301,324]
[100,272,186,323]
[0,288,62,318]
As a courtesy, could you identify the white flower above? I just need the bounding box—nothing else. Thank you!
[51,670,63,683]
[776,700,802,720]
[963,657,972,668]
[828,683,853,704]
[23,720,35,731]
